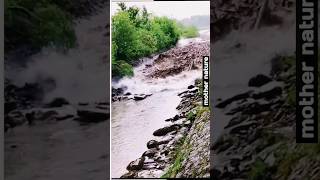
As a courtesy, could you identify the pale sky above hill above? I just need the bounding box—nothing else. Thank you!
[111,1,210,20]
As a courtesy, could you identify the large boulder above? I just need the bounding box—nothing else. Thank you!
[147,140,159,149]
[76,108,109,123]
[127,157,145,171]
[134,94,152,101]
[112,87,126,97]
[153,125,180,136]
[248,74,272,87]
[46,97,69,108]
[215,91,253,108]
[143,148,158,158]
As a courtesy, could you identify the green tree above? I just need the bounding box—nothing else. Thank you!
[112,4,185,78]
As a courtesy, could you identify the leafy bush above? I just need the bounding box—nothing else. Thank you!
[161,136,190,178]
[179,24,199,38]
[112,3,181,78]
[112,60,134,77]
[187,110,196,121]
[5,0,76,51]
[248,158,270,180]
[32,5,76,49]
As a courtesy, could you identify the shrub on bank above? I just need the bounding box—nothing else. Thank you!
[112,3,199,78]
[5,0,77,52]
[179,24,199,38]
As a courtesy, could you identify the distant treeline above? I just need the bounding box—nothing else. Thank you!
[112,3,199,78]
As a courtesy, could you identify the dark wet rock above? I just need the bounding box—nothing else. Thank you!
[5,102,17,114]
[4,123,11,132]
[17,83,45,103]
[188,85,195,89]
[76,108,109,123]
[143,148,158,158]
[25,111,36,125]
[172,115,180,121]
[36,110,59,121]
[142,163,157,170]
[165,118,173,122]
[120,171,137,178]
[229,122,258,135]
[78,102,89,106]
[134,94,152,101]
[112,87,125,97]
[216,91,253,108]
[181,93,194,99]
[55,114,74,121]
[5,80,43,110]
[147,140,159,149]
[95,105,108,110]
[124,92,132,96]
[127,157,145,171]
[188,88,199,94]
[178,90,189,96]
[153,125,181,136]
[248,74,272,87]
[112,96,119,102]
[95,102,109,110]
[47,97,69,108]
[6,111,26,127]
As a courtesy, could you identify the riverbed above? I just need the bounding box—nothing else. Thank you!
[111,30,209,178]
[5,7,110,180]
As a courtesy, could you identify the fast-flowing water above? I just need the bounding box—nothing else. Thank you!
[5,8,109,180]
[111,30,209,178]
[212,25,295,142]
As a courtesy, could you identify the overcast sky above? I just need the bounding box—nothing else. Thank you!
[111,1,210,20]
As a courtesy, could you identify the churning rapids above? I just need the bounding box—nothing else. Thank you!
[111,30,209,178]
[5,8,109,180]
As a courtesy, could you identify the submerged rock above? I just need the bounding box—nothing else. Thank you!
[134,94,152,101]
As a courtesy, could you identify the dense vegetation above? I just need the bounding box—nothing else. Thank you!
[112,3,199,78]
[178,23,199,38]
[4,0,82,52]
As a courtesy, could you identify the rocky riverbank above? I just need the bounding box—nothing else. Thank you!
[145,42,210,78]
[5,81,110,132]
[120,79,210,178]
[111,41,209,102]
[211,53,320,179]
[211,0,294,40]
